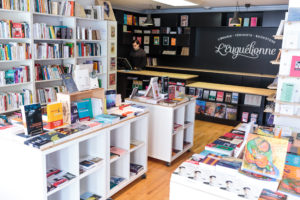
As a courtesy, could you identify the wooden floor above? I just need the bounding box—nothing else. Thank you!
[112,120,233,200]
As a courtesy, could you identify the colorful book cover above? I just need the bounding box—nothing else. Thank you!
[82,98,93,119]
[171,38,176,46]
[110,146,127,156]
[70,102,79,124]
[209,90,217,101]
[242,133,289,180]
[241,112,249,123]
[200,153,222,166]
[243,18,250,27]
[123,14,127,25]
[225,105,237,120]
[278,164,300,197]
[231,92,239,104]
[289,56,300,77]
[154,36,160,45]
[250,17,258,27]
[196,100,206,114]
[21,103,43,136]
[205,102,216,117]
[258,189,287,200]
[280,83,294,102]
[214,103,226,119]
[76,100,90,122]
[216,91,224,102]
[225,92,232,103]
[46,102,63,129]
[127,15,133,25]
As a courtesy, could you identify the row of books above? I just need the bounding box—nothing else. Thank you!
[0,89,32,112]
[79,156,103,174]
[33,43,74,59]
[76,43,101,57]
[0,20,30,38]
[83,60,103,74]
[228,17,258,27]
[46,168,76,192]
[76,27,101,41]
[189,88,239,104]
[196,100,238,120]
[37,86,66,104]
[33,23,73,39]
[0,43,31,61]
[0,65,29,85]
[0,0,30,11]
[35,64,64,81]
[146,57,157,66]
[34,0,74,16]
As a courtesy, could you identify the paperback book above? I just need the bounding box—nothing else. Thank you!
[21,104,43,136]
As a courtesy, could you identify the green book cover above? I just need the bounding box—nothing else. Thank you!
[5,69,14,84]
[280,83,294,102]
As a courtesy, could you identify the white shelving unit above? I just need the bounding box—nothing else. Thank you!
[274,2,300,131]
[0,113,149,200]
[126,98,196,166]
[0,0,117,114]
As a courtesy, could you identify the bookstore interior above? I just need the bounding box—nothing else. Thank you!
[0,0,300,200]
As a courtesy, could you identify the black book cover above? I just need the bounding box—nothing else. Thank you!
[71,102,79,124]
[61,73,78,93]
[21,104,43,136]
[66,28,72,39]
[61,27,67,39]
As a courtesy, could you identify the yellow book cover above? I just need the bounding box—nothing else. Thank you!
[47,102,63,129]
[127,15,133,25]
[49,26,56,39]
[242,133,288,180]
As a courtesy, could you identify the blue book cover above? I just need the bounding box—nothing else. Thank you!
[285,153,300,167]
[77,100,90,121]
[94,114,119,124]
[61,73,78,93]
[196,100,206,114]
[124,14,127,25]
[21,103,43,136]
[82,98,93,119]
[243,18,250,27]
[213,140,236,148]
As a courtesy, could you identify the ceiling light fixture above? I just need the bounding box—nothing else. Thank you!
[144,14,154,26]
[231,2,240,25]
[152,0,197,7]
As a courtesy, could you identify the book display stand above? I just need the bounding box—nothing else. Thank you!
[0,112,149,200]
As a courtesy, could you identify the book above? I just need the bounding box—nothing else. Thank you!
[80,192,101,200]
[144,36,150,45]
[153,18,161,26]
[110,146,127,156]
[203,90,209,100]
[241,112,249,123]
[163,36,169,46]
[91,98,103,117]
[82,98,93,119]
[70,102,79,124]
[278,164,300,197]
[154,36,159,45]
[94,114,120,124]
[105,90,116,109]
[280,83,294,102]
[196,100,206,115]
[216,91,224,102]
[242,133,289,180]
[231,92,239,104]
[209,90,217,101]
[290,56,300,77]
[46,102,63,129]
[21,104,43,136]
[180,15,189,27]
[224,92,232,103]
[243,18,250,27]
[130,163,144,175]
[250,113,258,124]
[171,38,176,46]
[250,17,258,27]
[214,103,226,119]
[259,189,287,200]
[205,102,216,117]
[76,100,91,122]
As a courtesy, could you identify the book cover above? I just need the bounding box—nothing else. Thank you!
[105,90,116,109]
[91,98,103,117]
[209,90,217,101]
[144,36,150,45]
[76,100,90,122]
[216,91,224,102]
[94,114,120,124]
[46,102,63,129]
[278,164,300,196]
[171,38,176,46]
[242,133,289,179]
[154,36,160,45]
[82,98,93,119]
[203,89,210,99]
[225,92,232,103]
[180,15,189,27]
[21,104,43,136]
[80,192,101,200]
[163,36,169,46]
[231,92,239,104]
[61,73,78,93]
[243,18,250,27]
[110,146,127,156]
[258,189,287,200]
[12,23,24,38]
[280,83,294,102]
[70,102,79,124]
[290,56,300,77]
[197,88,204,98]
[241,112,249,122]
[250,17,258,27]
[214,103,226,119]
[205,102,216,116]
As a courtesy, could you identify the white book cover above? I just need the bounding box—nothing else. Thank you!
[74,69,90,91]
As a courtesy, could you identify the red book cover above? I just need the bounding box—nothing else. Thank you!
[216,91,224,102]
[12,23,24,38]
[289,56,300,77]
[250,17,257,27]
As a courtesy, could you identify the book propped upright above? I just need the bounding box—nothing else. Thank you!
[290,56,300,77]
[241,133,288,180]
[45,102,63,129]
[61,73,78,93]
[21,104,43,136]
[144,77,160,101]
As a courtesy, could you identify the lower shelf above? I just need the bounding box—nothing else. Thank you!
[196,114,239,126]
[171,143,193,162]
[79,160,105,180]
[47,177,78,197]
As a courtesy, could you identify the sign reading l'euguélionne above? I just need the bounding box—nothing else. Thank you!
[215,34,277,60]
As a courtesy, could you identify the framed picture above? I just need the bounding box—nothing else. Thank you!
[110,25,116,38]
[163,36,169,46]
[180,15,189,27]
[154,36,160,45]
[290,56,300,77]
[110,42,116,55]
[109,73,116,86]
[110,57,116,71]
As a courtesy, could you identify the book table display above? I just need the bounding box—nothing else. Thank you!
[126,98,196,166]
[0,112,149,200]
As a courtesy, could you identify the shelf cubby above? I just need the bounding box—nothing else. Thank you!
[80,168,105,199]
[48,180,79,200]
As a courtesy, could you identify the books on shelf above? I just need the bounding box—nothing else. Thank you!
[37,86,66,104]
[0,89,32,112]
[110,175,125,189]
[34,0,75,16]
[33,23,72,40]
[33,43,74,59]
[0,43,30,61]
[46,168,76,192]
[0,0,30,11]
[76,27,101,40]
[80,156,103,171]
[76,42,101,57]
[0,20,30,38]
[130,163,144,175]
[0,65,29,86]
[35,64,68,81]
[21,103,43,136]
[241,133,289,180]
[80,192,101,200]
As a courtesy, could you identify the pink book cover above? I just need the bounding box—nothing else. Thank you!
[290,56,300,77]
[110,146,127,156]
[250,17,257,27]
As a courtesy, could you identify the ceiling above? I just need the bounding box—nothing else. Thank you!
[110,0,288,11]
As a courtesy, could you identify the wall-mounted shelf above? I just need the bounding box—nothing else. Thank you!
[273,35,283,40]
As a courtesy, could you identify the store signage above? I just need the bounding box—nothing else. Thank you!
[215,34,277,60]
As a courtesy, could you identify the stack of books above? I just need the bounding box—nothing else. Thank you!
[130,163,144,175]
[110,176,125,189]
[79,156,103,174]
[46,168,76,192]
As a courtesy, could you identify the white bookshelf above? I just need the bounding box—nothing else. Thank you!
[0,0,116,113]
[0,113,149,200]
[126,99,196,166]
[274,5,300,131]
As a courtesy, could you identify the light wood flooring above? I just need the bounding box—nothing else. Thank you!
[112,120,233,200]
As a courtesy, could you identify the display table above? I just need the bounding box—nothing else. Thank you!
[117,70,198,99]
[126,98,196,166]
[0,113,149,200]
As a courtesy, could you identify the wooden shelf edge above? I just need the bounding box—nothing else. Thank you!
[270,60,280,65]
[272,35,283,40]
[274,113,300,119]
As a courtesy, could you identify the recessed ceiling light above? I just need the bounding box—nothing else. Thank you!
[152,0,197,6]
